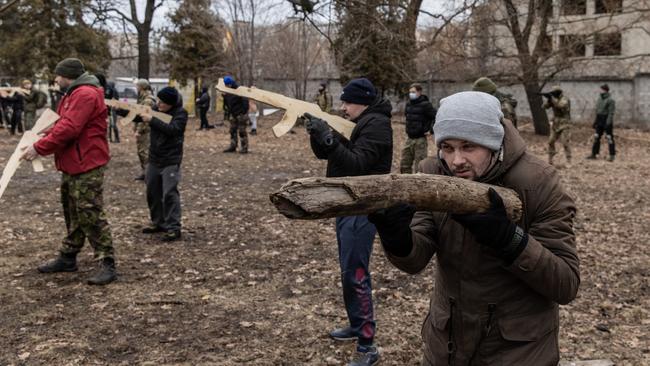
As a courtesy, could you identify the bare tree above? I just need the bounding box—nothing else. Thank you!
[99,0,165,79]
[215,0,283,85]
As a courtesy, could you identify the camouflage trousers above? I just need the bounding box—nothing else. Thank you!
[400,137,428,174]
[228,114,249,151]
[135,122,150,171]
[60,166,114,259]
[24,110,36,131]
[548,122,572,162]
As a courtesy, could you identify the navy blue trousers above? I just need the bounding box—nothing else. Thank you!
[335,215,377,346]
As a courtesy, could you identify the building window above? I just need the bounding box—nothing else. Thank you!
[595,0,623,14]
[539,33,552,56]
[594,32,622,56]
[561,0,586,15]
[560,35,586,57]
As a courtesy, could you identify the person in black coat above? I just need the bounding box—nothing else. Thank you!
[195,86,213,130]
[222,76,250,153]
[304,78,392,366]
[95,73,120,143]
[139,87,188,242]
[8,90,24,135]
[400,83,436,173]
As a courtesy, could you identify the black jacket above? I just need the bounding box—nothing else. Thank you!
[149,96,188,167]
[310,97,393,177]
[405,95,436,139]
[197,89,210,109]
[223,84,248,117]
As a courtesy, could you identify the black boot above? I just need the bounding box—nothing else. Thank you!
[223,145,236,153]
[161,230,181,242]
[38,252,78,273]
[87,257,117,285]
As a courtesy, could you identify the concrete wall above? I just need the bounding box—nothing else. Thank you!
[247,75,649,129]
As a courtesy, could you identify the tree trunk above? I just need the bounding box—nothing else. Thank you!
[270,174,522,221]
[137,28,150,79]
[524,81,550,135]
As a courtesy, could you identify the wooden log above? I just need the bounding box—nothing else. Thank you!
[270,174,523,221]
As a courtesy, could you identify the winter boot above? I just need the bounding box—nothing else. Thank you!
[223,145,236,153]
[586,154,597,160]
[607,155,615,162]
[38,252,78,273]
[161,230,181,242]
[87,257,117,285]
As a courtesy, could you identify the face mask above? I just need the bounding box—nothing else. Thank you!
[409,92,417,100]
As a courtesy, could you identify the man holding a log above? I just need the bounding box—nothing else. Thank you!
[20,58,117,286]
[369,91,579,365]
[304,78,393,366]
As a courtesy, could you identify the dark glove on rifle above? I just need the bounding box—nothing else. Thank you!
[368,204,416,257]
[304,113,336,149]
[451,188,528,264]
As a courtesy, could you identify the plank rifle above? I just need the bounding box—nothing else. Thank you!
[216,78,355,139]
[0,109,60,200]
[104,99,172,127]
[0,87,31,97]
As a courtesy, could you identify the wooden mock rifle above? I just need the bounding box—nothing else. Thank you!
[0,87,31,97]
[216,78,355,139]
[0,109,60,200]
[104,99,172,127]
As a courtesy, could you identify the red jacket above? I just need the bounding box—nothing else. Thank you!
[34,77,110,175]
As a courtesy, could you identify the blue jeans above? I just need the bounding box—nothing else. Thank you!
[336,215,377,346]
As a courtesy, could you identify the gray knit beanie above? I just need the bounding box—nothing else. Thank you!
[433,91,504,151]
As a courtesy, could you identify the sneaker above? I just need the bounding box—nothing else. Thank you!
[586,155,597,160]
[349,345,380,366]
[161,230,181,242]
[329,327,358,342]
[37,253,78,273]
[142,225,165,234]
[87,257,117,285]
[223,146,236,153]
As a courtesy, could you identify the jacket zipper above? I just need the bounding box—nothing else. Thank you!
[447,297,456,366]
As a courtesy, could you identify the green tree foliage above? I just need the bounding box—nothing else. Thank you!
[0,0,110,80]
[164,0,226,85]
[332,0,421,94]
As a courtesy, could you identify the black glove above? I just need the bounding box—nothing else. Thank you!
[304,113,335,147]
[451,188,527,264]
[368,204,416,257]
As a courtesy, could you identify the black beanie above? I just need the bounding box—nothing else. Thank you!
[157,87,179,106]
[340,78,377,105]
[54,58,85,79]
[600,84,610,92]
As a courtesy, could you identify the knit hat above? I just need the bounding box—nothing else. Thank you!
[223,75,235,87]
[135,78,150,90]
[340,78,377,105]
[600,83,609,92]
[54,58,85,79]
[472,77,497,95]
[433,91,504,152]
[157,87,179,106]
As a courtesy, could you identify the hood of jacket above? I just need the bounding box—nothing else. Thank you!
[353,97,392,123]
[67,72,101,95]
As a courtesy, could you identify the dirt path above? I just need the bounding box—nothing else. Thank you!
[0,115,647,365]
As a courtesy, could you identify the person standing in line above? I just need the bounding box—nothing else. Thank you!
[400,83,436,174]
[587,84,616,162]
[195,86,214,130]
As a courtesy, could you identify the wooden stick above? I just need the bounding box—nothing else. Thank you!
[104,99,172,126]
[0,109,60,200]
[270,174,523,221]
[216,78,355,139]
[0,87,31,97]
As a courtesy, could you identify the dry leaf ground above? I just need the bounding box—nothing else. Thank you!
[0,114,647,365]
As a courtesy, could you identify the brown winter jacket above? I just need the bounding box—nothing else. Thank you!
[385,120,579,365]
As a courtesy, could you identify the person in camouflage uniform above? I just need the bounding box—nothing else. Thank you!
[472,77,518,127]
[313,81,333,113]
[222,76,250,154]
[21,58,116,285]
[22,79,47,130]
[134,79,155,180]
[544,85,572,165]
[587,84,616,161]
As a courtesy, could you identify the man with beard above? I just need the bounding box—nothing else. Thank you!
[368,91,579,365]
